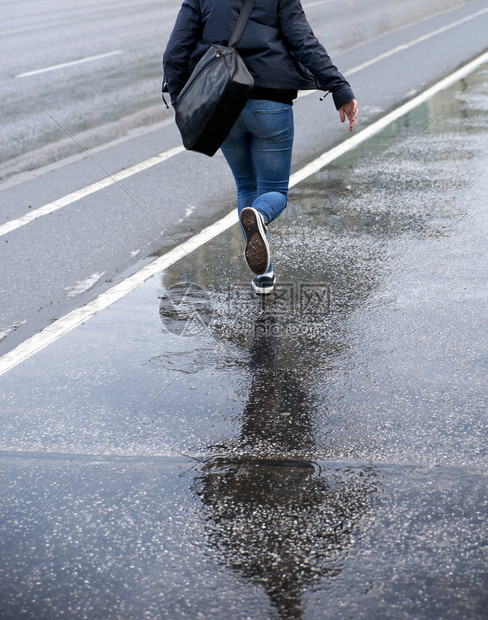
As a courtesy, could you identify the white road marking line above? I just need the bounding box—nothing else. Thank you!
[291,50,488,185]
[345,6,488,77]
[1,50,487,378]
[0,210,237,377]
[0,146,185,238]
[14,50,123,78]
[0,115,175,192]
[297,5,488,100]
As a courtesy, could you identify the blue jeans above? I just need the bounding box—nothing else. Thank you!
[221,100,294,273]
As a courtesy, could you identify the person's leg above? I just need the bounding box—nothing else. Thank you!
[220,100,294,289]
[244,100,294,289]
[247,100,294,225]
[221,108,270,276]
[220,113,257,218]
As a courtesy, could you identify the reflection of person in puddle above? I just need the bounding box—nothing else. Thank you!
[193,313,377,618]
[241,312,316,454]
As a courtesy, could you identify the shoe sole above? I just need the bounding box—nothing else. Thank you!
[240,208,270,275]
[252,280,275,295]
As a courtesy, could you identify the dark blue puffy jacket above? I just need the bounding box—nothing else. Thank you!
[163,0,354,109]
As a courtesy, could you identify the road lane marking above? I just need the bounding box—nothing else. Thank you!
[0,146,185,238]
[14,51,123,78]
[297,4,488,100]
[0,115,176,192]
[0,210,238,377]
[291,50,488,184]
[345,6,488,77]
[1,50,488,377]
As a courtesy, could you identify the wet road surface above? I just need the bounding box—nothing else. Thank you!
[1,59,487,618]
[0,0,472,177]
[2,0,488,356]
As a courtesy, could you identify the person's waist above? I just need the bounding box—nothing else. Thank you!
[249,86,297,105]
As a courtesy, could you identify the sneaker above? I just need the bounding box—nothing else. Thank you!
[252,272,276,295]
[240,207,270,275]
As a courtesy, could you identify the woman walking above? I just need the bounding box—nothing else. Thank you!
[163,0,358,294]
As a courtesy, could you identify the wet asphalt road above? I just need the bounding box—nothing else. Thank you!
[0,0,472,176]
[2,51,488,619]
[1,1,488,618]
[2,0,488,355]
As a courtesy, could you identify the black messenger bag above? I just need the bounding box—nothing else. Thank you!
[172,0,256,157]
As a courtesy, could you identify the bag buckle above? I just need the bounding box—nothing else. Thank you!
[162,80,170,109]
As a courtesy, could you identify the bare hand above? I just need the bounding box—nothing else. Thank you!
[339,98,358,131]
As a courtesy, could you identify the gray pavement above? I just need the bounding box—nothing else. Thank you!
[1,57,487,618]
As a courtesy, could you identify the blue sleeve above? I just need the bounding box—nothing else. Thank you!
[278,0,355,109]
[163,0,203,105]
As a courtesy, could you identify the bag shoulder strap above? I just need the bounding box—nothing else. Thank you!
[228,0,257,48]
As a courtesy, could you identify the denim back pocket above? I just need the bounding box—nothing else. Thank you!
[253,106,293,143]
